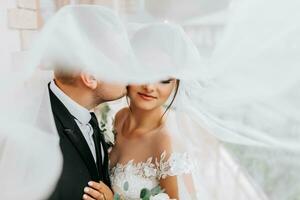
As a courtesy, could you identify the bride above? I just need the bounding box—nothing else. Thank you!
[85,24,192,200]
[109,78,182,199]
[83,23,268,200]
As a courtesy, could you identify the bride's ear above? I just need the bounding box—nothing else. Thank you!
[80,72,98,90]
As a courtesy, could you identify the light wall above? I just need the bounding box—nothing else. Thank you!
[0,0,20,72]
[1,0,41,71]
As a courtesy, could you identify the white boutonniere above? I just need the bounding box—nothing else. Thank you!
[100,117,116,146]
[94,103,116,146]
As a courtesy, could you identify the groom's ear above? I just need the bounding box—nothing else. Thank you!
[80,73,98,90]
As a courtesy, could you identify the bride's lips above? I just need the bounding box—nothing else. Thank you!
[137,92,157,101]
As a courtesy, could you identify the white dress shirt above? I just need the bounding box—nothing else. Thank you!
[50,80,103,163]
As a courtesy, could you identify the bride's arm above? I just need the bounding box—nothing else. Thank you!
[159,176,179,199]
[154,131,179,200]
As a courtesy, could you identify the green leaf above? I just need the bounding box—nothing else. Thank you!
[113,193,120,200]
[123,181,129,191]
[151,185,163,196]
[140,188,151,200]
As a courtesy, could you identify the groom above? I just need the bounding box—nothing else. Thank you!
[48,69,125,200]
[32,5,137,200]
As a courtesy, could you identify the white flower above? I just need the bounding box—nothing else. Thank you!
[150,193,171,200]
[102,117,115,144]
[94,104,116,145]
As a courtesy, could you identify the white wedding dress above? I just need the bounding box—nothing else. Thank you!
[110,150,192,199]
[107,110,268,200]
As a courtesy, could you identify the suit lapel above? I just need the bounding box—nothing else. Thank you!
[98,129,111,186]
[99,132,108,169]
[49,85,100,181]
[63,128,99,181]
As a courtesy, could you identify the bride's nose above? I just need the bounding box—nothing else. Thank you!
[142,84,155,92]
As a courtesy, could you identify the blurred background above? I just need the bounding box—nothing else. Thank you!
[0,0,233,72]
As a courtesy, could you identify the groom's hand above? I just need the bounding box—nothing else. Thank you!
[83,181,113,200]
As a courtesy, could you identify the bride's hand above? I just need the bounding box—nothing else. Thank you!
[83,181,113,200]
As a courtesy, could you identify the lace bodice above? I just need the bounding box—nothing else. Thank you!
[110,151,191,200]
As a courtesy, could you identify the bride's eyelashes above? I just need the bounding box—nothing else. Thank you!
[160,79,173,84]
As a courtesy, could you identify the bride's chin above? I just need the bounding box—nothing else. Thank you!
[131,102,157,111]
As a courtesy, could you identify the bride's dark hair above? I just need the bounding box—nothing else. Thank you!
[161,79,180,119]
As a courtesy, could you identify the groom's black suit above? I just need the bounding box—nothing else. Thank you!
[48,86,111,200]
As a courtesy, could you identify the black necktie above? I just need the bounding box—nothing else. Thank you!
[89,112,103,177]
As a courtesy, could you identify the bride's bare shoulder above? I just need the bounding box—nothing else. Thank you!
[153,128,173,156]
[114,107,129,123]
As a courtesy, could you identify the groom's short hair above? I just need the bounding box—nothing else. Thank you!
[54,67,80,85]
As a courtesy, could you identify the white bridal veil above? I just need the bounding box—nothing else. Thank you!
[1,0,299,199]
[0,67,62,199]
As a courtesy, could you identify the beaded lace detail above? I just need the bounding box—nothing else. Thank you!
[110,151,192,200]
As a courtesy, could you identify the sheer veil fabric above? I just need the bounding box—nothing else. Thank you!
[0,5,136,200]
[0,70,62,199]
[1,1,299,199]
[126,22,269,199]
